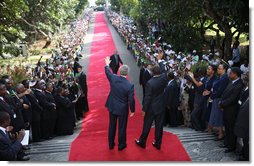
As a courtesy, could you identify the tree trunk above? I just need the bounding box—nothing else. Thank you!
[224,31,232,61]
[202,0,233,60]
[20,17,52,49]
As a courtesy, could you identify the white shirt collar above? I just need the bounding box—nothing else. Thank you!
[0,126,6,135]
[232,78,240,84]
[35,88,43,92]
[168,79,174,86]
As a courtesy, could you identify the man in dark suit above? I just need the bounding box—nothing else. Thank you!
[109,50,123,74]
[139,63,153,101]
[105,56,135,151]
[164,72,179,127]
[76,66,89,119]
[0,84,16,124]
[234,98,249,161]
[0,111,29,161]
[73,57,81,76]
[1,78,25,132]
[219,67,244,153]
[135,53,169,150]
[33,81,56,140]
[15,84,32,130]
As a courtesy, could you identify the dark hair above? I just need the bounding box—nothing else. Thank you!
[0,79,6,85]
[152,66,161,75]
[0,111,10,126]
[1,75,10,80]
[21,79,29,86]
[167,72,175,80]
[56,87,63,95]
[231,67,241,77]
[208,65,217,72]
[219,63,228,71]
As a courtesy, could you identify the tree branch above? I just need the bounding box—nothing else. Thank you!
[19,17,50,39]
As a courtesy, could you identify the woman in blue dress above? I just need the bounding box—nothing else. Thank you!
[207,64,229,140]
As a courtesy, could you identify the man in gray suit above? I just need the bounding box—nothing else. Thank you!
[105,57,135,151]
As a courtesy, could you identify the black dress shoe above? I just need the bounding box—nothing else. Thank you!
[135,139,146,149]
[109,142,115,150]
[118,145,127,151]
[219,144,227,148]
[22,146,30,150]
[214,137,224,141]
[238,156,248,161]
[18,156,30,161]
[224,148,235,153]
[152,142,161,150]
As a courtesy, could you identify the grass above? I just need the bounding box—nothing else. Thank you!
[0,54,51,67]
[205,24,249,46]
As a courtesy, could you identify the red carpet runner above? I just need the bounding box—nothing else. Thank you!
[68,12,191,161]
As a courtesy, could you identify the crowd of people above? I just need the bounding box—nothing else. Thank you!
[0,9,93,161]
[106,9,249,161]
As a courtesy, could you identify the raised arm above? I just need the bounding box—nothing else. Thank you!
[105,57,113,81]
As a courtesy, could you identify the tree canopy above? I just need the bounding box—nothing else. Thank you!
[0,0,88,58]
[109,0,249,59]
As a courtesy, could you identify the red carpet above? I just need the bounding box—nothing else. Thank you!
[68,12,191,161]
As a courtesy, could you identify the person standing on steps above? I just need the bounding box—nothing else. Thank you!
[109,50,123,74]
[105,56,135,151]
[135,53,169,150]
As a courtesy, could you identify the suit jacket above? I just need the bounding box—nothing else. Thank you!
[105,66,135,115]
[4,95,24,131]
[220,79,244,120]
[164,79,179,109]
[139,67,145,85]
[73,61,81,75]
[141,69,152,87]
[20,95,32,123]
[234,98,249,139]
[0,99,15,122]
[143,73,168,115]
[210,73,229,100]
[109,54,123,69]
[0,130,22,161]
[238,87,249,105]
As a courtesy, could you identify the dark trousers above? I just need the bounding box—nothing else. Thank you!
[224,111,237,149]
[108,112,128,148]
[164,107,178,126]
[110,66,119,74]
[139,111,164,146]
[243,137,249,160]
[141,85,146,105]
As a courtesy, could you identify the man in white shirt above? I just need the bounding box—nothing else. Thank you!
[0,111,28,161]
